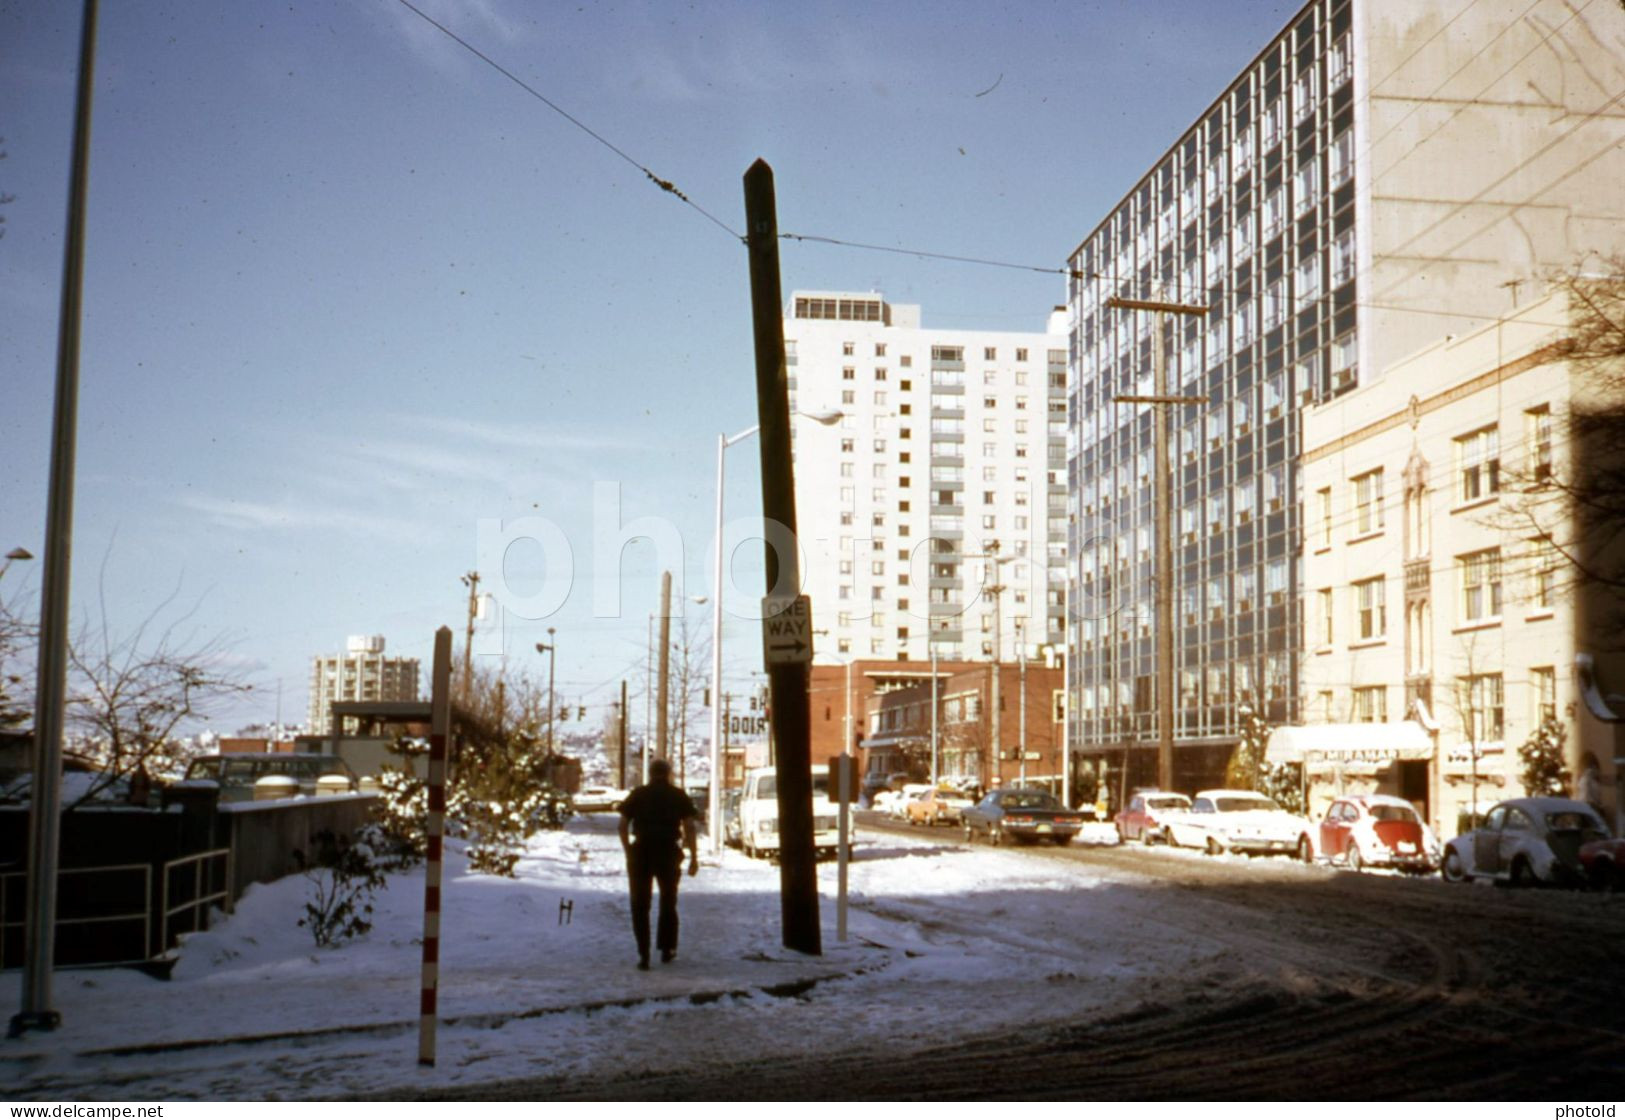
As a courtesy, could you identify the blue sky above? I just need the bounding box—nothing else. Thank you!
[1,0,1299,733]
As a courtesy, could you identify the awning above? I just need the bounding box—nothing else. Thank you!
[1265,722,1434,766]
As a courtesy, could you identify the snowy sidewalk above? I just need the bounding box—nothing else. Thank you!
[4,816,1203,1100]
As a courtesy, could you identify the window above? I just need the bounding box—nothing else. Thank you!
[842,342,854,356]
[1293,159,1319,215]
[1331,335,1357,388]
[1295,255,1321,310]
[1457,427,1501,502]
[1292,66,1317,121]
[1332,229,1356,286]
[984,347,997,361]
[1261,99,1283,150]
[1459,673,1505,742]
[842,367,855,381]
[1263,187,1285,239]
[841,389,855,404]
[1531,666,1557,726]
[1528,536,1558,609]
[1526,405,1553,484]
[1352,469,1384,535]
[1354,576,1386,640]
[875,343,886,357]
[900,355,912,368]
[1353,686,1386,723]
[1405,483,1430,558]
[1263,281,1286,331]
[1317,487,1333,548]
[1459,549,1503,622]
[1318,588,1334,645]
[1330,129,1355,188]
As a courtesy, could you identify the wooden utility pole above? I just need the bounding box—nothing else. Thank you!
[619,679,629,789]
[1107,294,1207,792]
[656,571,672,762]
[460,570,480,703]
[744,158,820,956]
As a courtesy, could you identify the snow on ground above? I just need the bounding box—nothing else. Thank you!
[4,817,1225,1100]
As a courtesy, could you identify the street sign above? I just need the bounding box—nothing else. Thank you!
[761,593,813,665]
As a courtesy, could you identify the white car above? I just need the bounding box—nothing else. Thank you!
[886,783,933,821]
[738,765,842,860]
[1166,789,1311,857]
[572,785,629,813]
[1441,797,1610,887]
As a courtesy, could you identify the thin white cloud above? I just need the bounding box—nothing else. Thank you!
[385,412,635,452]
[176,494,419,539]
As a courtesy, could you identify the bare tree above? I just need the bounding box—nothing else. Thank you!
[0,581,36,732]
[666,611,711,787]
[1504,261,1625,633]
[63,588,253,807]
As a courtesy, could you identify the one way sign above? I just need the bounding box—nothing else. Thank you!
[761,593,813,665]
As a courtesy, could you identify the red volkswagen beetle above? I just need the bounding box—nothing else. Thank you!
[1314,794,1439,873]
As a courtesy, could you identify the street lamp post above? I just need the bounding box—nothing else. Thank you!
[707,409,841,854]
[0,547,34,582]
[536,630,555,757]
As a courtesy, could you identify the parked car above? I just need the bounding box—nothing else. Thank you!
[737,765,841,860]
[1313,794,1440,872]
[907,785,974,827]
[1166,789,1311,857]
[1114,790,1193,845]
[885,782,933,820]
[721,788,743,848]
[1441,797,1610,887]
[182,753,359,802]
[572,785,629,813]
[962,787,1088,846]
[861,770,909,804]
[1579,835,1625,891]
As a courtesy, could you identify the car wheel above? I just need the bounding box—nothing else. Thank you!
[963,820,975,843]
[1206,837,1224,857]
[1347,843,1364,873]
[1509,856,1536,888]
[990,825,1003,847]
[1297,836,1314,864]
[1115,823,1127,844]
[1141,828,1154,847]
[1441,848,1467,883]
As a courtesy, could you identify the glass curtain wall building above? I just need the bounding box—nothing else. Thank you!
[1064,0,1625,792]
[1067,0,1355,789]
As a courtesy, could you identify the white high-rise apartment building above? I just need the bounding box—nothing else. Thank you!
[786,291,1069,664]
[307,635,420,735]
[1066,0,1625,791]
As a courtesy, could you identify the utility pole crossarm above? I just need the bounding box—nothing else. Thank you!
[1104,296,1210,316]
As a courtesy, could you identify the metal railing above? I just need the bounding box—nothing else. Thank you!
[1,863,152,968]
[0,847,231,969]
[160,848,231,953]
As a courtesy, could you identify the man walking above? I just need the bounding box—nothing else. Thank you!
[618,758,700,970]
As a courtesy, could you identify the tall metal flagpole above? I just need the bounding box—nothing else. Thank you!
[12,0,99,1040]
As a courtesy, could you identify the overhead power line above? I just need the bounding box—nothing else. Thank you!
[394,0,741,241]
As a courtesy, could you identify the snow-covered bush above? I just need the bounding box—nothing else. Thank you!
[1517,717,1569,797]
[373,733,573,878]
[296,827,387,949]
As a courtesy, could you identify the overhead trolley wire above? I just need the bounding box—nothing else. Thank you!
[394,0,743,242]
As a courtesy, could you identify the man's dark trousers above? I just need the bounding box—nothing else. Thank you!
[626,840,683,961]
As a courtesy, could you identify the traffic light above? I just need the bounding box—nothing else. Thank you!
[577,706,586,720]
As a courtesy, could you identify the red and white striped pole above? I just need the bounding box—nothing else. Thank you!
[418,626,453,1067]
